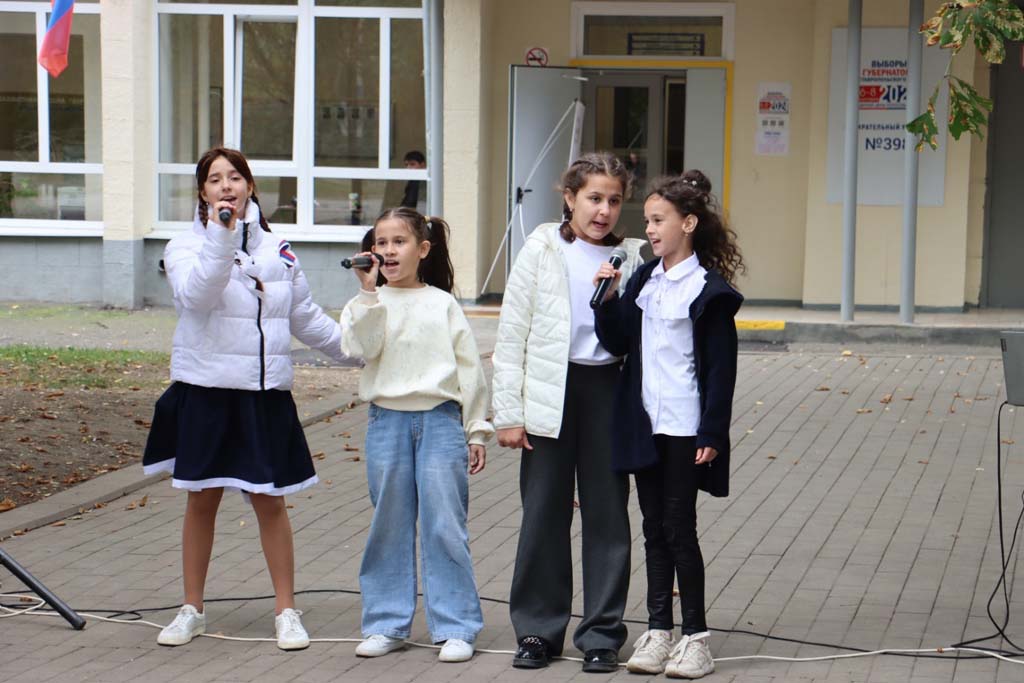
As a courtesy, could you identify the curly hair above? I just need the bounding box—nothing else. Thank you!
[646,170,745,285]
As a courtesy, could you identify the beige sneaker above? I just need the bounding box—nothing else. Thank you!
[626,629,674,673]
[157,604,206,646]
[664,631,714,679]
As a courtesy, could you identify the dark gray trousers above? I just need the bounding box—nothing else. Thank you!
[509,362,631,655]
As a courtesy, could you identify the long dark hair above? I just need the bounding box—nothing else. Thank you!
[366,207,455,293]
[646,170,745,284]
[195,146,271,232]
[557,152,631,246]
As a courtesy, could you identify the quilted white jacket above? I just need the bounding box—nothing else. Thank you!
[164,202,347,391]
[491,223,646,438]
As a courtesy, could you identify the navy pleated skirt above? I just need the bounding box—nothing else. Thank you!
[142,382,317,496]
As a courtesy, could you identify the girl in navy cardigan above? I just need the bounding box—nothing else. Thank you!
[594,170,744,679]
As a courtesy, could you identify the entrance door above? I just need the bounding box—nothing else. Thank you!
[507,65,583,266]
[583,73,663,239]
[580,68,727,241]
[984,36,1024,307]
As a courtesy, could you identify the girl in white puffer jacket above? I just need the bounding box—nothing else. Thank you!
[143,147,348,652]
[492,152,646,672]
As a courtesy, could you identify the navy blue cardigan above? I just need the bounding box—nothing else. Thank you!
[594,259,743,497]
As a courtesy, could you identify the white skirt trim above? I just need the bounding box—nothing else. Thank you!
[143,459,318,497]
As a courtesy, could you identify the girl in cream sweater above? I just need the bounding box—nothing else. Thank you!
[341,207,493,664]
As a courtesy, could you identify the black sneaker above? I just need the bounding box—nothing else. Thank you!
[581,648,619,673]
[512,635,551,669]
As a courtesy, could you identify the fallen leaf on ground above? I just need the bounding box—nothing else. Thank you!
[343,455,361,462]
[50,521,66,527]
[0,498,17,512]
[856,408,872,414]
[880,394,893,404]
[343,445,360,452]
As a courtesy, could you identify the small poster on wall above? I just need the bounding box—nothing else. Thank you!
[756,82,791,156]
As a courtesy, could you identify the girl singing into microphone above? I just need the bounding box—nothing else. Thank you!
[492,152,646,673]
[341,207,493,664]
[143,147,349,651]
[594,170,744,679]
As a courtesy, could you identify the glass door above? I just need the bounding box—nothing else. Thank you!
[582,73,663,241]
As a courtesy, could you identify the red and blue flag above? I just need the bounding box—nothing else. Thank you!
[38,0,76,78]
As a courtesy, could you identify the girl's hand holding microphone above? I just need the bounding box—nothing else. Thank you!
[210,200,238,230]
[592,262,623,303]
[342,251,383,292]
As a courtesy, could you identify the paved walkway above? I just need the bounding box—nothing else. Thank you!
[1,312,1024,681]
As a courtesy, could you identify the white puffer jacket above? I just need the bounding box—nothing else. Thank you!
[164,202,347,391]
[491,223,646,438]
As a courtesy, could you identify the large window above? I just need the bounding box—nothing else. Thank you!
[156,0,427,241]
[571,2,735,61]
[0,2,103,234]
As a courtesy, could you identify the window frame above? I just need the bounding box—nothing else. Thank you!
[153,0,428,243]
[570,1,735,62]
[0,1,103,236]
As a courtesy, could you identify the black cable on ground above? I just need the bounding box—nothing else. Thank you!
[953,401,1024,655]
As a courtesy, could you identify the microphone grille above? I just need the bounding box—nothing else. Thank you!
[610,247,628,261]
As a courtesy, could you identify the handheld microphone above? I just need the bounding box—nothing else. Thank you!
[590,247,628,309]
[340,253,384,270]
[218,208,232,224]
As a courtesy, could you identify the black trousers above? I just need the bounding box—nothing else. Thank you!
[634,435,708,635]
[509,362,631,654]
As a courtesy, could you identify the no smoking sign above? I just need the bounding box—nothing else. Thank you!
[525,46,549,67]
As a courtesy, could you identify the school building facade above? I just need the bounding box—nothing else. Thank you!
[1,0,1021,311]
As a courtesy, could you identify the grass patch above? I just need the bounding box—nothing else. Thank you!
[1,303,134,320]
[0,345,170,389]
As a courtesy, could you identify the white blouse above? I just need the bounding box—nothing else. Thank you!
[637,253,707,436]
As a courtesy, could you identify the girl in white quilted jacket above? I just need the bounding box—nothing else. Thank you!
[491,152,646,672]
[143,147,348,652]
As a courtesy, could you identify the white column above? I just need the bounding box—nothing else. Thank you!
[443,0,484,299]
[100,0,157,308]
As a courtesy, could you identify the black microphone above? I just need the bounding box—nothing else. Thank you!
[218,208,232,224]
[590,247,628,309]
[340,253,384,270]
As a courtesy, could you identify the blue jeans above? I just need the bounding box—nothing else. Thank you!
[360,401,483,643]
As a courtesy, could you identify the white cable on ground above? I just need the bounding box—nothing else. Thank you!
[3,593,1022,667]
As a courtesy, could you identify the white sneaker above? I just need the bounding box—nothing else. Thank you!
[438,638,474,663]
[275,608,310,650]
[627,629,674,673]
[665,631,714,679]
[157,604,206,646]
[355,634,407,657]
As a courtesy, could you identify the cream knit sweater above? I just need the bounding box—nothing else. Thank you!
[341,285,494,446]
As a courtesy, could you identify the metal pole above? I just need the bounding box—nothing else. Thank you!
[0,548,86,630]
[841,0,863,322]
[423,0,444,216]
[900,0,924,324]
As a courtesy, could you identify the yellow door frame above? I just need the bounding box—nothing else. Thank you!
[568,58,734,211]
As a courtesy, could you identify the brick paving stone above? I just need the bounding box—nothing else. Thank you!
[4,345,1024,681]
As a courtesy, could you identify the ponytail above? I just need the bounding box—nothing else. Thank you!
[371,207,455,293]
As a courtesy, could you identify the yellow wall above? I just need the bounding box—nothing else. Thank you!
[801,0,979,309]
[457,0,985,307]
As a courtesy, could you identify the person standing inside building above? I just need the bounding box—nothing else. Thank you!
[144,147,349,651]
[400,150,427,213]
[593,171,744,679]
[492,152,646,673]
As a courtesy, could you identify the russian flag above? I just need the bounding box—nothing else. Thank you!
[38,0,76,78]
